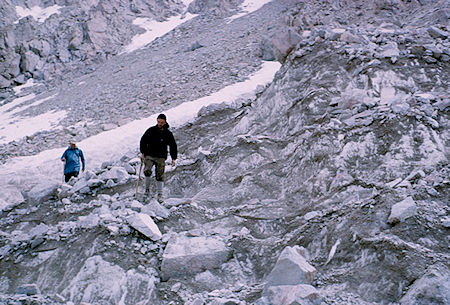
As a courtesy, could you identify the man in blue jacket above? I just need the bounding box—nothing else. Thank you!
[140,113,177,202]
[61,140,85,182]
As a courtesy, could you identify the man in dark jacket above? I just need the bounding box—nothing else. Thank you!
[61,140,85,182]
[140,113,177,201]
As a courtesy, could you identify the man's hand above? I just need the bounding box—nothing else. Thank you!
[61,158,66,162]
[171,160,176,166]
[140,154,144,160]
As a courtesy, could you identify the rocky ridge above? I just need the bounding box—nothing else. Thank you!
[0,0,449,305]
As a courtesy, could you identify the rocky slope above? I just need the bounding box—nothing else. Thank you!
[0,0,282,162]
[0,0,449,305]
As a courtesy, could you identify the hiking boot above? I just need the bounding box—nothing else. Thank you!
[156,181,164,203]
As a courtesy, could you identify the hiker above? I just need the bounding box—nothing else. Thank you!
[61,140,85,183]
[140,113,177,202]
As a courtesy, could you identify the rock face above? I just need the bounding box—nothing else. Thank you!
[0,0,185,89]
[0,0,449,305]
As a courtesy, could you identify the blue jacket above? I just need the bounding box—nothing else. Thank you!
[61,146,85,174]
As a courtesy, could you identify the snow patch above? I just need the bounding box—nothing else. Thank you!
[15,5,62,23]
[13,79,35,95]
[123,13,196,53]
[228,0,272,21]
[0,93,65,145]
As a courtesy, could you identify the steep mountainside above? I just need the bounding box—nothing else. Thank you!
[0,0,448,305]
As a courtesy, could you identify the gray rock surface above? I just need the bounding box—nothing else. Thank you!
[161,233,232,281]
[387,197,418,224]
[0,0,448,305]
[264,246,317,288]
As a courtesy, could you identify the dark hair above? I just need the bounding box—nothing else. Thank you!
[157,113,167,121]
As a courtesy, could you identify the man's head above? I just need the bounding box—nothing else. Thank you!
[69,140,76,149]
[157,113,167,129]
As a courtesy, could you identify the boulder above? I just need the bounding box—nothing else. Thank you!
[267,28,302,62]
[264,246,317,289]
[101,166,129,183]
[20,50,42,73]
[379,42,400,58]
[142,200,170,219]
[124,163,136,175]
[427,26,448,39]
[78,214,100,229]
[340,31,361,43]
[127,213,162,241]
[265,284,321,305]
[29,223,49,239]
[87,178,103,188]
[387,197,417,224]
[72,179,90,193]
[57,183,73,199]
[161,234,232,281]
[0,75,11,89]
[27,182,59,203]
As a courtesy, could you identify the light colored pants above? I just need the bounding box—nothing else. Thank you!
[143,156,165,181]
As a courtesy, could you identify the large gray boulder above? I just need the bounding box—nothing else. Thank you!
[127,213,162,241]
[260,246,320,304]
[100,166,129,183]
[265,246,317,288]
[262,28,302,62]
[161,233,232,281]
[387,197,417,225]
[264,284,321,305]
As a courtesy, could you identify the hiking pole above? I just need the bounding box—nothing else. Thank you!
[62,160,65,183]
[135,158,143,198]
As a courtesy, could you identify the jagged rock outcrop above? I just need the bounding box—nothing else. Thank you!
[0,0,185,89]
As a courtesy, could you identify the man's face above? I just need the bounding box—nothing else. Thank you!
[157,118,166,128]
[70,143,76,149]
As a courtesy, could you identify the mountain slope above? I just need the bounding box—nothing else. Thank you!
[0,0,449,304]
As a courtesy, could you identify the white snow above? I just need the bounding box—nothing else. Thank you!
[228,0,272,21]
[0,110,66,145]
[123,13,196,53]
[15,5,62,23]
[0,61,281,210]
[0,93,63,144]
[13,79,35,95]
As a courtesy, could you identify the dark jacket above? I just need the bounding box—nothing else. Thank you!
[140,124,177,160]
[61,146,85,174]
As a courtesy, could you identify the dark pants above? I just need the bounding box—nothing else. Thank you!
[64,171,79,182]
[143,156,165,181]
